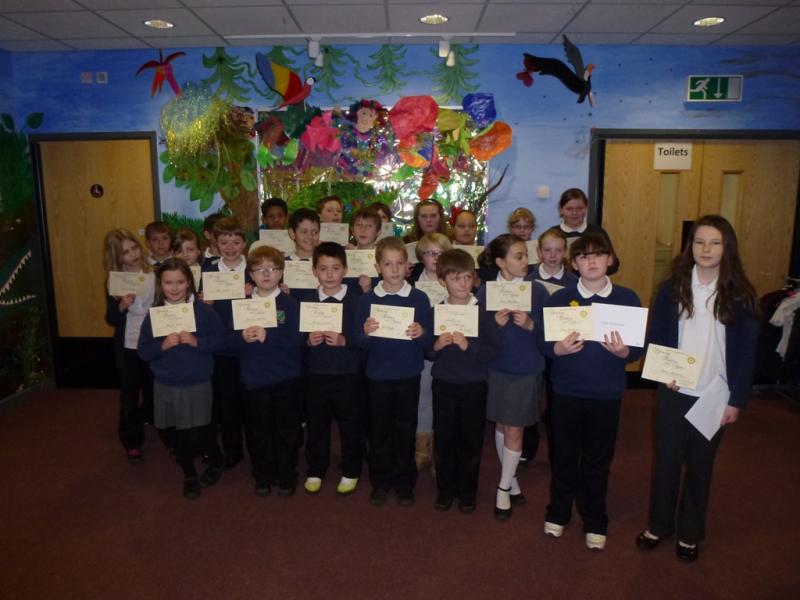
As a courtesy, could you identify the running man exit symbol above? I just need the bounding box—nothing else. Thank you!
[686,75,743,102]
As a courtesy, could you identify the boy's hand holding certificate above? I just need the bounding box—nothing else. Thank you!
[232,298,277,330]
[434,304,479,338]
[108,271,153,297]
[300,302,343,333]
[486,281,532,312]
[642,343,702,389]
[319,223,350,246]
[369,305,415,340]
[149,304,197,338]
[202,271,246,301]
[283,261,318,289]
[345,250,378,277]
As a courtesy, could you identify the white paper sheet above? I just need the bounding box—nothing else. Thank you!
[684,375,730,441]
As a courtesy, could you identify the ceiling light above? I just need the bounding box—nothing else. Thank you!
[420,14,449,26]
[693,17,725,27]
[446,50,455,68]
[143,19,174,29]
[308,39,319,58]
[315,52,324,68]
[438,39,450,59]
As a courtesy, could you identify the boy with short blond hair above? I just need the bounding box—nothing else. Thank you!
[430,249,500,513]
[354,236,433,507]
[347,207,382,295]
[302,242,363,495]
[232,244,305,497]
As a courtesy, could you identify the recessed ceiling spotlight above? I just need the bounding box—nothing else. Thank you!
[420,14,449,25]
[693,17,725,27]
[144,19,174,30]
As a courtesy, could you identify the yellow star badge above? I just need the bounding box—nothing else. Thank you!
[569,300,580,307]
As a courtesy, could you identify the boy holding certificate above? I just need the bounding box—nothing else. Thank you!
[430,249,500,513]
[540,233,642,551]
[231,246,305,497]
[300,242,362,496]
[202,217,251,471]
[345,207,382,294]
[354,236,433,507]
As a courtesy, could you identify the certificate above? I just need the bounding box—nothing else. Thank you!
[641,343,702,390]
[405,242,418,265]
[369,305,415,340]
[202,271,246,301]
[108,271,153,297]
[538,280,564,296]
[685,375,730,441]
[231,297,277,330]
[377,222,394,240]
[189,265,201,290]
[319,223,350,246]
[526,240,540,265]
[434,304,479,337]
[149,303,196,338]
[591,303,649,348]
[345,249,378,277]
[485,281,532,312]
[543,306,594,341]
[258,229,294,255]
[415,280,447,307]
[283,260,318,289]
[452,244,484,267]
[300,302,343,333]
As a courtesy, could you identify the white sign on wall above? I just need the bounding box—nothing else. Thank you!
[654,143,692,170]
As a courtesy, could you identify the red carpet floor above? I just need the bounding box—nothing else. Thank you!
[1,388,798,599]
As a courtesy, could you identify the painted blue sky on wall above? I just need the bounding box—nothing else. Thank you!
[7,43,800,238]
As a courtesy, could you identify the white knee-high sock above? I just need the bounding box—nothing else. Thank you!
[499,447,522,491]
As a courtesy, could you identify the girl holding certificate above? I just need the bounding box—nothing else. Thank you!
[138,259,225,499]
[104,229,154,464]
[541,233,642,550]
[477,234,548,521]
[636,215,758,562]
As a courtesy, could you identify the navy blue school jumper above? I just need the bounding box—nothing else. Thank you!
[539,283,643,535]
[138,301,224,479]
[230,290,305,490]
[201,257,252,465]
[645,280,758,544]
[301,285,363,480]
[354,282,433,495]
[105,292,153,451]
[476,279,548,427]
[430,296,501,502]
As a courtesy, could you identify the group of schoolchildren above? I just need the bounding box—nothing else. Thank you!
[104,189,759,563]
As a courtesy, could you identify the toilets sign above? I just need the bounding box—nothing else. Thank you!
[686,75,743,102]
[654,143,692,170]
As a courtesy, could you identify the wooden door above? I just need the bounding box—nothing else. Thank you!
[36,136,157,386]
[603,139,800,310]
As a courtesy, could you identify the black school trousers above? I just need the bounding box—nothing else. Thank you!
[368,376,420,494]
[546,392,622,535]
[647,386,724,545]
[118,349,153,451]
[173,424,222,479]
[305,373,362,479]
[432,378,487,500]
[246,378,301,488]
[212,355,249,460]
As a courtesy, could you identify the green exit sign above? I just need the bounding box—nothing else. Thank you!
[686,75,743,102]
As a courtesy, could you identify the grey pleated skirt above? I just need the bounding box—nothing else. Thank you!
[486,370,542,427]
[153,381,213,430]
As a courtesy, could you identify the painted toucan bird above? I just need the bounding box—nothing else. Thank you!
[516,35,595,106]
[255,54,315,109]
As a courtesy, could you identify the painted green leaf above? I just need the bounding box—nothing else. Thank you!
[199,193,214,212]
[24,113,44,130]
[1,113,15,132]
[240,168,257,191]
[162,163,175,183]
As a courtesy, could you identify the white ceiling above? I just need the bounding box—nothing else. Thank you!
[0,0,798,52]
